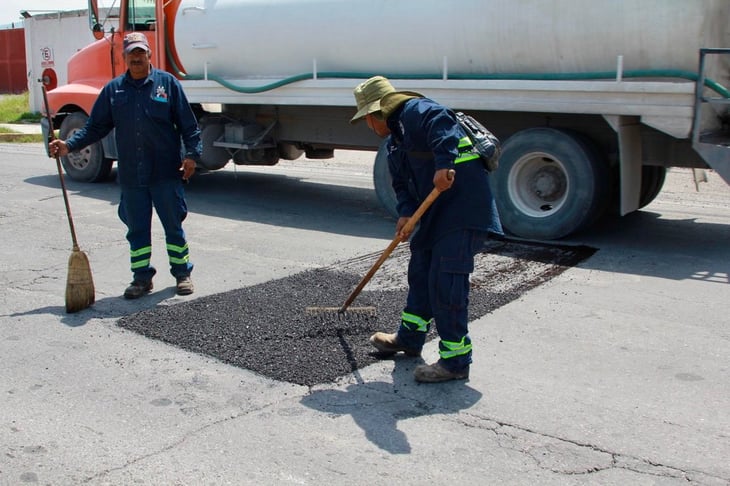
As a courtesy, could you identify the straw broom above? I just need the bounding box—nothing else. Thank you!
[42,86,95,313]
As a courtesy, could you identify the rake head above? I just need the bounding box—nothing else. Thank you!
[304,306,377,319]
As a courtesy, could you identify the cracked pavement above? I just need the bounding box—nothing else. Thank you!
[1,143,729,485]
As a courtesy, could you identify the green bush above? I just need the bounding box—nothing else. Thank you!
[0,92,41,123]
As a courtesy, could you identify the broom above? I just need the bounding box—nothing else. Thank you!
[306,169,454,317]
[42,86,95,313]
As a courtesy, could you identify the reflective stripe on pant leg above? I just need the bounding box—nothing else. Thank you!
[434,269,472,365]
[166,242,189,266]
[118,186,155,281]
[151,180,193,278]
[440,336,473,359]
[401,311,431,332]
[396,244,432,350]
[130,245,152,270]
[429,230,482,370]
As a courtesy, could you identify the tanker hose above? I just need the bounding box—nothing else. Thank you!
[163,45,729,98]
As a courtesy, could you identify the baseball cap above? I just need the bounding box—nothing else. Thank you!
[123,32,150,54]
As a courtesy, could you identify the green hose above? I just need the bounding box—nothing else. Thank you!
[164,45,730,98]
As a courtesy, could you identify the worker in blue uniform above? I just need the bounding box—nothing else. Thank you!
[351,76,503,382]
[49,32,202,299]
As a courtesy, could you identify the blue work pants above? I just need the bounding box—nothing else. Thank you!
[397,229,486,372]
[117,180,192,282]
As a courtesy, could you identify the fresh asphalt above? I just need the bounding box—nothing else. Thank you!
[1,139,729,485]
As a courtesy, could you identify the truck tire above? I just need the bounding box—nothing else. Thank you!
[639,166,666,209]
[199,122,230,170]
[59,112,113,182]
[373,141,398,218]
[490,128,610,240]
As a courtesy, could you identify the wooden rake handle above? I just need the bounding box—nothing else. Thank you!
[339,169,454,313]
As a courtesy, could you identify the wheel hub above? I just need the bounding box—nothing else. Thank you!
[509,154,568,217]
[530,164,566,203]
[66,148,90,170]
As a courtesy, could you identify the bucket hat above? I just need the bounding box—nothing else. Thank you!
[350,76,396,123]
[351,76,424,123]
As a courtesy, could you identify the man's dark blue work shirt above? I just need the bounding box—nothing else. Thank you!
[66,67,202,186]
[386,97,503,249]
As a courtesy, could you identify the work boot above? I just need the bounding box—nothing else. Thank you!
[414,361,469,383]
[369,332,421,357]
[176,276,194,296]
[124,280,153,299]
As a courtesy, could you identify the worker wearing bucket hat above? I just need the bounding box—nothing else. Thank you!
[352,75,503,383]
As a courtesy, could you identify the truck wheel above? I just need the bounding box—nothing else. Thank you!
[373,141,398,218]
[58,112,113,182]
[639,166,666,209]
[490,128,610,240]
[199,122,230,170]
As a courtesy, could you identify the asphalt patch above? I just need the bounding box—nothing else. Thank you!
[117,239,596,386]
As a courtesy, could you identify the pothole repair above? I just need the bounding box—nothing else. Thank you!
[117,239,596,386]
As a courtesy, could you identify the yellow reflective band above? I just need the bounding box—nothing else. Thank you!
[169,256,190,265]
[455,136,480,164]
[401,311,430,332]
[455,152,480,164]
[439,337,473,359]
[457,136,472,149]
[166,243,189,254]
[130,259,151,269]
[130,246,152,257]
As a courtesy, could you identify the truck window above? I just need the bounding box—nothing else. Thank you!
[127,0,156,31]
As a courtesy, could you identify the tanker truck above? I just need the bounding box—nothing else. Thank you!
[42,0,730,240]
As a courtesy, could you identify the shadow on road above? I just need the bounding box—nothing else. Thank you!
[24,166,395,240]
[565,209,730,285]
[300,356,483,454]
[9,286,177,327]
[22,161,730,285]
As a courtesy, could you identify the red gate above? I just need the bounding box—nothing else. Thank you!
[0,28,27,94]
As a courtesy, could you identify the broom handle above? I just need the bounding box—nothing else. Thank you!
[339,169,454,313]
[41,86,80,251]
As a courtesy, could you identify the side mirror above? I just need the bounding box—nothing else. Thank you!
[88,0,103,38]
[92,23,104,40]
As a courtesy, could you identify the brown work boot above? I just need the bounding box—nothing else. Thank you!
[414,361,469,383]
[369,332,421,357]
[176,276,194,295]
[124,280,153,299]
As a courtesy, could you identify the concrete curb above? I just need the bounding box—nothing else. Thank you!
[0,133,42,141]
[0,123,42,135]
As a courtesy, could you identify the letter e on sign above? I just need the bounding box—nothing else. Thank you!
[40,47,55,68]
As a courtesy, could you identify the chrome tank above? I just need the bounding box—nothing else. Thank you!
[172,0,730,80]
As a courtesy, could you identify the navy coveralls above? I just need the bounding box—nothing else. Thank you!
[386,98,503,372]
[66,68,202,282]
